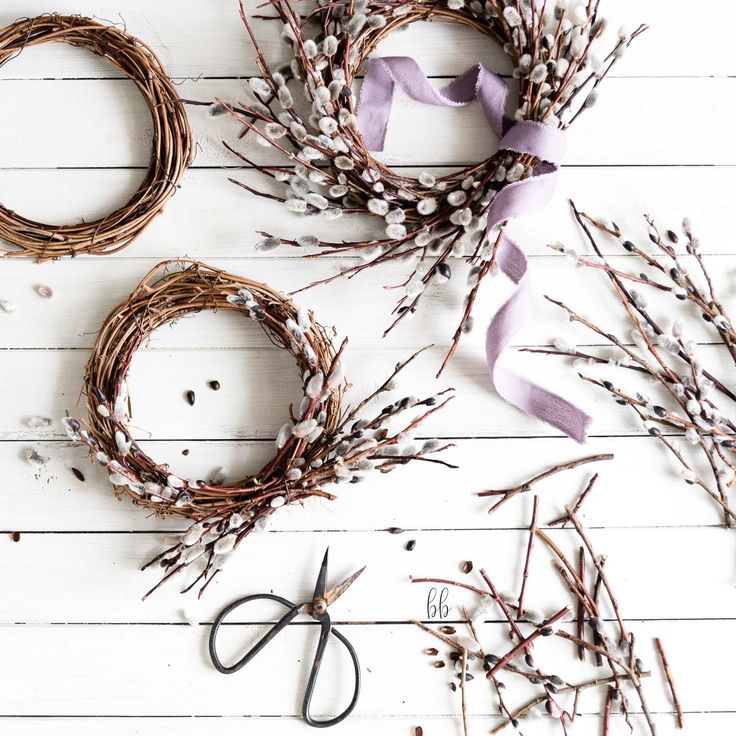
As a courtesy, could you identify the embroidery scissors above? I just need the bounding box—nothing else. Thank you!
[209,548,365,728]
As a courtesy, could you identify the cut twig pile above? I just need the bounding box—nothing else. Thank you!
[413,504,683,735]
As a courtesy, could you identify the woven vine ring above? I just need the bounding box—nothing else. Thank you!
[0,15,193,261]
[63,260,453,596]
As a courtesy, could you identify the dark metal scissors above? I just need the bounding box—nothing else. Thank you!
[209,548,365,728]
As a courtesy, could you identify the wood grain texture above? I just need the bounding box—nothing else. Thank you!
[2,1,735,733]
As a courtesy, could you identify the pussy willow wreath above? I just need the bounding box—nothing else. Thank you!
[223,0,644,368]
[62,260,453,597]
[0,15,193,261]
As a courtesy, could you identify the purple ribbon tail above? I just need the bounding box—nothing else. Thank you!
[357,57,592,442]
[489,239,591,444]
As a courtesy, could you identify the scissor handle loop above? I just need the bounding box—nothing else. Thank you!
[209,593,299,675]
[302,617,361,728]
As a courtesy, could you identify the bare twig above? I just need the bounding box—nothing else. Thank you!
[548,473,600,527]
[478,454,614,514]
[655,637,684,729]
[517,495,539,618]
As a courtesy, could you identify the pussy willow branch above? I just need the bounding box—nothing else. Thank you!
[536,202,736,527]
[490,672,649,734]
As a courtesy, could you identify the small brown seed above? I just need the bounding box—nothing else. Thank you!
[71,467,85,482]
[440,625,456,635]
[462,560,473,574]
[424,647,439,656]
[405,539,416,551]
[387,526,405,534]
[449,682,457,692]
[185,390,196,406]
[182,449,190,456]
[11,532,21,542]
[433,661,445,668]
[415,728,424,736]
[209,380,221,391]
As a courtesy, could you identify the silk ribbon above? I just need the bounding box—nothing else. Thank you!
[357,57,590,443]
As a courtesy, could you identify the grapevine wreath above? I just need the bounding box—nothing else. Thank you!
[62,260,454,597]
[0,15,193,261]
[223,0,645,374]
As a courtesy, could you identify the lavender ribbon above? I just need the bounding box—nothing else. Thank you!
[357,57,591,442]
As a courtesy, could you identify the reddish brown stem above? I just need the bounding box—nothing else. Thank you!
[576,546,586,662]
[479,454,613,515]
[655,637,684,729]
[517,495,539,619]
[548,473,600,527]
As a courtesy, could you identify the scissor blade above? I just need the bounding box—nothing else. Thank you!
[312,547,330,600]
[324,566,366,608]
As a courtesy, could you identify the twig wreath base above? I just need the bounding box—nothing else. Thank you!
[224,0,644,368]
[0,15,193,261]
[62,260,454,597]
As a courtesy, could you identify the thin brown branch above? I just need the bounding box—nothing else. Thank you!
[655,637,684,729]
[478,454,614,514]
[517,495,539,618]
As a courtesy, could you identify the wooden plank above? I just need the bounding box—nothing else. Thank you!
[0,0,733,78]
[6,343,735,440]
[1,254,733,350]
[5,714,733,736]
[0,166,735,260]
[2,436,726,531]
[0,620,730,715]
[1,528,734,622]
[0,77,733,168]
[5,343,735,440]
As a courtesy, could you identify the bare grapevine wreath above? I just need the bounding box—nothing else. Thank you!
[223,0,644,369]
[0,15,193,261]
[62,260,454,597]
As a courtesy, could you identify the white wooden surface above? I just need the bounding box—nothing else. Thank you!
[1,1,735,734]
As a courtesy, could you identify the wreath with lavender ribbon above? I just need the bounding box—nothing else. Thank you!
[222,0,645,441]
